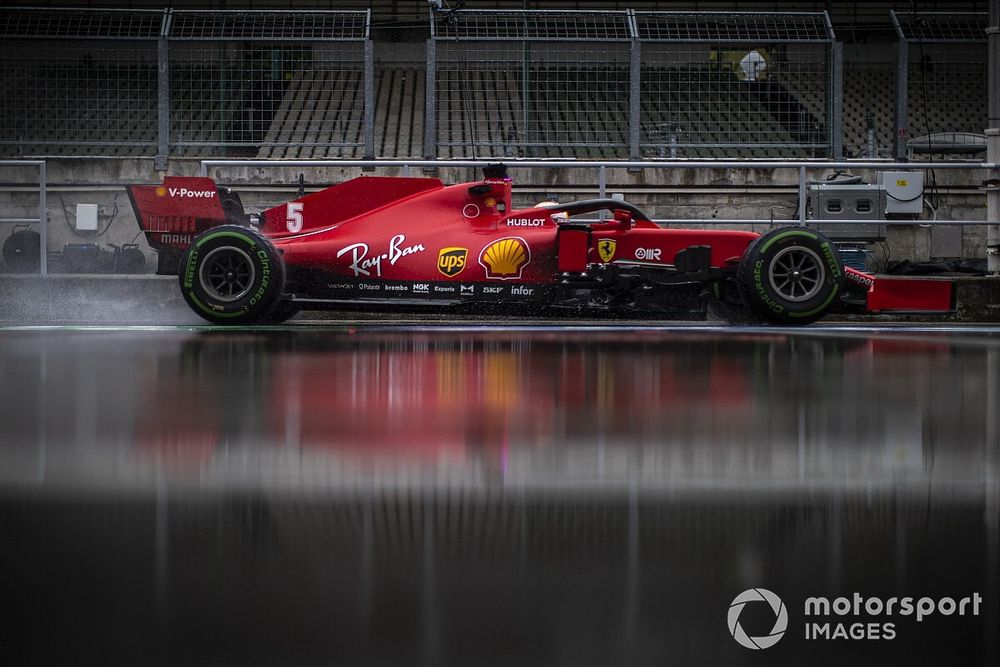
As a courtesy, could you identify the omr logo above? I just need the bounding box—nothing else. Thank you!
[728,589,788,650]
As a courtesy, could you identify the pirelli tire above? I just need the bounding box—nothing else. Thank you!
[736,227,845,325]
[179,225,285,325]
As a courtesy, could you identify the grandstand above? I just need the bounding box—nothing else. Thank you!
[638,65,827,159]
[0,6,989,161]
[436,63,630,159]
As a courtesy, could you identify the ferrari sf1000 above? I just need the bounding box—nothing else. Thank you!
[127,166,955,325]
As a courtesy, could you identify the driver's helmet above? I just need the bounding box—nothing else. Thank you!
[535,200,569,221]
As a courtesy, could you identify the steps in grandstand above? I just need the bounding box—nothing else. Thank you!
[1,59,988,161]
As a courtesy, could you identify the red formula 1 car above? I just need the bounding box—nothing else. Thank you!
[127,165,955,325]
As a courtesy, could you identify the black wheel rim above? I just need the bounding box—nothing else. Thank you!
[767,246,824,302]
[199,246,256,303]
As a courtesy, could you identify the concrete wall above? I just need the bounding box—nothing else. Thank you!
[0,157,989,274]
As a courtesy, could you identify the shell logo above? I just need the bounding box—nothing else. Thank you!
[155,186,167,197]
[479,237,530,280]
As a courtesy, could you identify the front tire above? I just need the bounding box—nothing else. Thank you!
[737,227,844,325]
[179,225,284,325]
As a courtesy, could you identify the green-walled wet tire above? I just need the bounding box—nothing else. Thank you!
[737,227,845,325]
[179,225,285,325]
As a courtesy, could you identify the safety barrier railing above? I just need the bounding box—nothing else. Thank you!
[0,160,47,274]
[200,158,995,228]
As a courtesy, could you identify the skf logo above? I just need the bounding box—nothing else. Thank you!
[598,239,616,263]
[437,247,468,277]
[155,186,167,197]
[479,237,530,280]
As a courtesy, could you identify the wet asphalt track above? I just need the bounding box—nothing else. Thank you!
[0,321,998,666]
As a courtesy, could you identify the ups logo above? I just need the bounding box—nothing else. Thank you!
[437,247,468,277]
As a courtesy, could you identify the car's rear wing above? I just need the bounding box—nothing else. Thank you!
[126,176,247,274]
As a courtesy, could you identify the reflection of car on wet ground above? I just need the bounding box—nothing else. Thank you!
[133,332,760,467]
[128,165,955,326]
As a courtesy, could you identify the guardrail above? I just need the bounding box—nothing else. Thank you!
[200,158,996,227]
[0,160,47,274]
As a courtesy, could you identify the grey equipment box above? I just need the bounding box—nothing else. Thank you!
[876,171,924,215]
[808,183,887,241]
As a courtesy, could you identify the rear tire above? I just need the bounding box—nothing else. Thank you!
[737,227,844,325]
[179,225,284,325]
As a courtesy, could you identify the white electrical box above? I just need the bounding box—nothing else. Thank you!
[877,171,924,215]
[76,203,98,231]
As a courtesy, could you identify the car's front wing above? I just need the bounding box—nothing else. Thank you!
[845,268,956,315]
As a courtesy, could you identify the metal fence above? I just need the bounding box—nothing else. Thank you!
[0,8,163,157]
[892,11,988,159]
[2,8,994,164]
[634,12,839,159]
[167,10,371,160]
[428,9,634,159]
[426,9,839,160]
[0,7,372,163]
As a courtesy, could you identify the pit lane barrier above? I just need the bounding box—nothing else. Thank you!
[201,158,998,231]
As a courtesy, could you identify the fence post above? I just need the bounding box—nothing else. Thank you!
[629,40,641,161]
[424,38,437,161]
[798,166,807,226]
[894,39,909,160]
[155,10,171,171]
[598,165,607,220]
[988,0,1000,274]
[38,161,47,276]
[363,40,375,160]
[831,41,844,158]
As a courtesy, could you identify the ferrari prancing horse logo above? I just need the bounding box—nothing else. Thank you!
[598,239,616,263]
